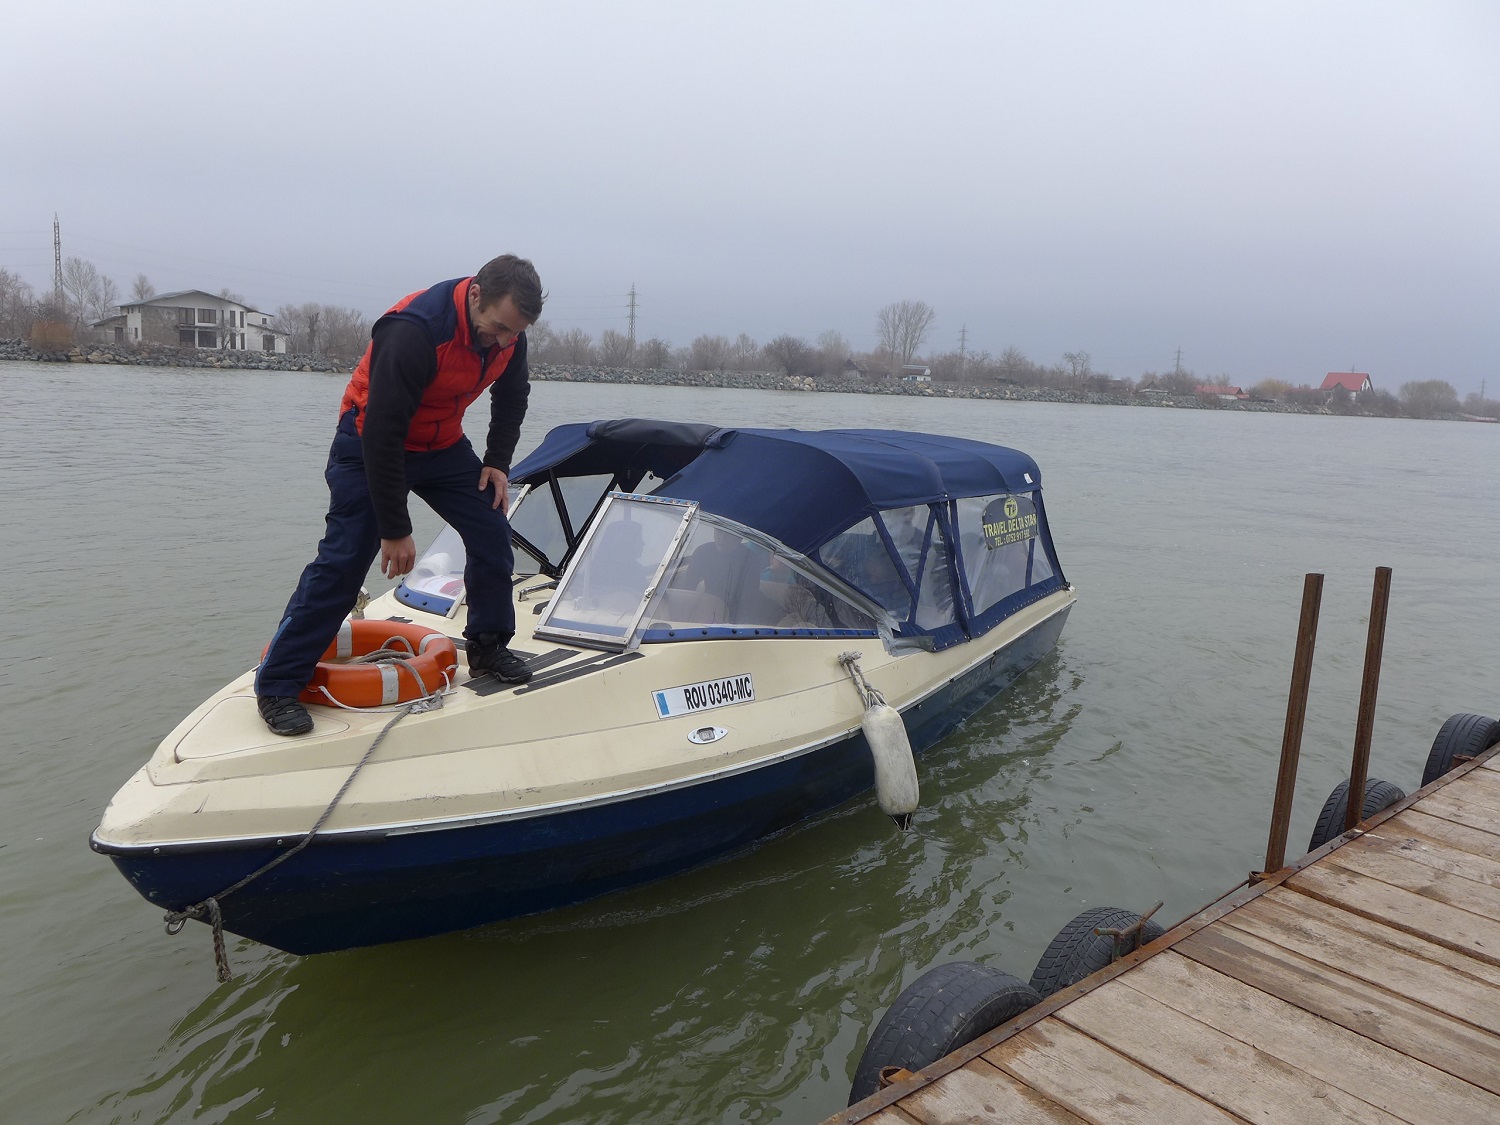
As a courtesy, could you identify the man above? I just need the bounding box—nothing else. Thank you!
[255,254,544,736]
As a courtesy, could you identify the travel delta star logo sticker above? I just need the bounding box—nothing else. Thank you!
[981,494,1040,550]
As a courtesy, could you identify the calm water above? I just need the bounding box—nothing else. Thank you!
[3,362,1498,1124]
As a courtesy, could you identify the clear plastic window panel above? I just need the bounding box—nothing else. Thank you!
[954,493,1053,616]
[647,520,875,632]
[405,524,467,599]
[560,474,612,539]
[912,521,959,630]
[878,505,929,585]
[543,502,687,640]
[509,482,569,570]
[816,517,913,620]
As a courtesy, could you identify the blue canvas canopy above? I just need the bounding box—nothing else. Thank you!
[510,419,1045,556]
[510,418,1066,650]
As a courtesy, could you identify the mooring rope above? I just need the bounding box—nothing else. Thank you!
[164,652,445,982]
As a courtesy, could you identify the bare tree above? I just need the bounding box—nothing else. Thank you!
[731,333,760,371]
[525,319,554,357]
[130,273,155,302]
[218,286,249,305]
[998,346,1030,383]
[93,274,120,323]
[275,303,323,354]
[61,256,103,333]
[0,268,37,338]
[636,337,671,369]
[553,328,596,365]
[876,300,936,365]
[597,328,634,366]
[1399,379,1460,419]
[1463,390,1500,418]
[927,350,966,382]
[1061,350,1092,385]
[689,334,730,373]
[815,329,850,375]
[763,334,814,376]
[320,306,372,359]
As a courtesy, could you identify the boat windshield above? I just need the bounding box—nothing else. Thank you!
[535,495,693,648]
[535,495,881,650]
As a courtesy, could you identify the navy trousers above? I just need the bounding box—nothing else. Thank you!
[256,411,516,699]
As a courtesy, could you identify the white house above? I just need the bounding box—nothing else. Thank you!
[117,290,288,353]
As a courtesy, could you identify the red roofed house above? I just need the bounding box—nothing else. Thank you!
[1321,372,1372,397]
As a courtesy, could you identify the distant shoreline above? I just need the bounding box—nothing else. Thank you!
[3,340,1488,422]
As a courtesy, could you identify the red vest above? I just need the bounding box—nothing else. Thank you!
[339,277,515,452]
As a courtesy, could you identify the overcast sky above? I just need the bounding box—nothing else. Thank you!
[3,1,1496,394]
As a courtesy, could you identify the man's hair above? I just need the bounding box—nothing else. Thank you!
[474,254,545,322]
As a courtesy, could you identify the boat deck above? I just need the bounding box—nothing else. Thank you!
[831,745,1500,1124]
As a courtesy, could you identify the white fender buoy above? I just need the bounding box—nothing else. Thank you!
[863,701,919,830]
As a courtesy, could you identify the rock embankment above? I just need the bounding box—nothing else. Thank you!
[0,343,1436,420]
[0,338,351,372]
[530,363,1340,415]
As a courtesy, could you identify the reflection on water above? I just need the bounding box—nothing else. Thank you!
[6,364,1499,1124]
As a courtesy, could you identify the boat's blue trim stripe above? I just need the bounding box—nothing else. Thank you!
[394,583,455,615]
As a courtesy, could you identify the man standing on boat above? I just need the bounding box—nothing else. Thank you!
[255,255,544,736]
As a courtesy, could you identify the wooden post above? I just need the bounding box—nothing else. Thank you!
[1345,567,1393,831]
[1260,573,1324,878]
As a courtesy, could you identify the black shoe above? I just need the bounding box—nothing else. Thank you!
[258,695,314,736]
[466,635,533,683]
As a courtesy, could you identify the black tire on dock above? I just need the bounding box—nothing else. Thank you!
[1307,777,1406,851]
[848,961,1040,1106]
[1421,713,1500,788]
[1027,907,1166,1000]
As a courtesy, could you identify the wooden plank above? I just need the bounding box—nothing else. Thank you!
[1055,979,1408,1123]
[1121,949,1500,1125]
[1288,859,1500,966]
[1404,790,1500,837]
[1323,841,1500,923]
[1345,826,1500,891]
[1423,771,1500,820]
[1450,764,1500,805]
[1177,923,1500,1094]
[1378,808,1500,861]
[984,1017,1250,1124]
[865,1107,924,1125]
[1243,887,1500,995]
[897,1059,1085,1125]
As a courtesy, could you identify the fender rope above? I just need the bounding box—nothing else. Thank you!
[838,651,886,709]
[163,664,445,982]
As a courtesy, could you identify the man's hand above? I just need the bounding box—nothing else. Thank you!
[479,466,510,511]
[380,536,417,579]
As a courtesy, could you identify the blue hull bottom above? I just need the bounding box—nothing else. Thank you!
[102,607,1069,954]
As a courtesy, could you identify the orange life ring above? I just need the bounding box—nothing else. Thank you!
[291,619,458,708]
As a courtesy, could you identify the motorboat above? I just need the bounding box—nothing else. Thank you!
[92,420,1075,955]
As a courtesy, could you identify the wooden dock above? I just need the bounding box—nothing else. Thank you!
[830,744,1500,1125]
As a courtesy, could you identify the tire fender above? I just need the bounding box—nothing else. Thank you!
[1028,907,1165,999]
[1307,777,1406,851]
[848,961,1039,1105]
[1421,712,1500,788]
